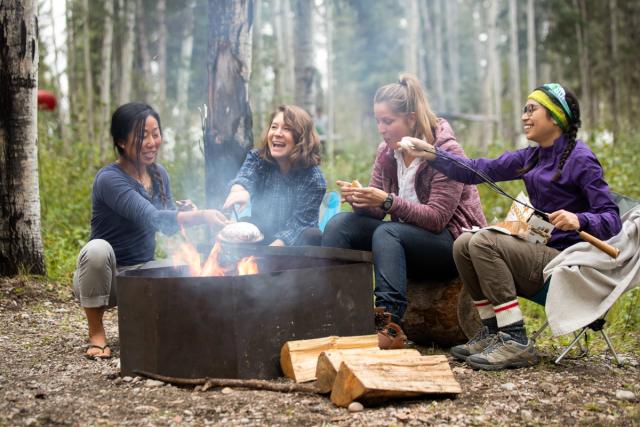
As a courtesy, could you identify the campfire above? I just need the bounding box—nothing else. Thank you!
[117,245,375,380]
[172,241,258,277]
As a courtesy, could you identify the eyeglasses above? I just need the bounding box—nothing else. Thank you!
[522,104,540,117]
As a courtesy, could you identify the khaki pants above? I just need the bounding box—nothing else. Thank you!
[72,239,172,308]
[453,230,560,305]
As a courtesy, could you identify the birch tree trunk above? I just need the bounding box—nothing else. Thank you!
[136,0,152,102]
[574,0,593,128]
[156,0,167,111]
[82,0,95,148]
[206,0,253,209]
[418,0,433,91]
[292,0,315,114]
[0,0,46,276]
[65,0,78,127]
[48,0,71,144]
[508,0,522,147]
[282,0,295,100]
[444,0,459,113]
[176,0,196,114]
[118,0,135,106]
[608,0,619,138]
[272,0,293,104]
[405,0,419,77]
[99,0,114,160]
[325,0,335,177]
[487,0,502,141]
[432,0,445,110]
[526,0,536,92]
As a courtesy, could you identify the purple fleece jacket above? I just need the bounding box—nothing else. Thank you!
[355,119,487,239]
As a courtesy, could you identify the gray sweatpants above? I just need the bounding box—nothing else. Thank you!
[453,230,560,305]
[72,239,172,308]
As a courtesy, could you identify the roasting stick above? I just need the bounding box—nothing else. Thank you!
[134,370,320,394]
[400,140,620,258]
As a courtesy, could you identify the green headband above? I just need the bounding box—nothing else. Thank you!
[541,83,572,120]
[528,84,572,131]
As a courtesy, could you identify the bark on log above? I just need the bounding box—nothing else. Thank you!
[280,334,378,383]
[315,348,421,394]
[0,0,46,276]
[403,277,481,347]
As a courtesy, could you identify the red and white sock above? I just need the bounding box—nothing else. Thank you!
[494,299,523,328]
[473,299,495,321]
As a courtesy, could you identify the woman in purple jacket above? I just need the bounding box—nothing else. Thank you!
[321,74,487,349]
[404,83,621,370]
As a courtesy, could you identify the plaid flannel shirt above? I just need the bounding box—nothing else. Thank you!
[231,150,326,245]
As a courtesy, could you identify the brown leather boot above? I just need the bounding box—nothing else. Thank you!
[377,322,407,350]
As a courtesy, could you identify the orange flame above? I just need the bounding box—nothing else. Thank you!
[172,242,202,276]
[201,242,229,277]
[172,240,259,277]
[237,256,258,276]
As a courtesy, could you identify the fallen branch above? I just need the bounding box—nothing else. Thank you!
[133,370,320,394]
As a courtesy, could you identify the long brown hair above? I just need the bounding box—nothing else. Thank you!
[373,73,439,144]
[258,105,321,169]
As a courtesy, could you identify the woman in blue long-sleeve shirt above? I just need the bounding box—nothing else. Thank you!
[403,84,621,370]
[222,105,326,246]
[74,103,229,359]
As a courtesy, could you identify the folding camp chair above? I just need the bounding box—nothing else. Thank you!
[527,280,621,365]
[527,192,639,365]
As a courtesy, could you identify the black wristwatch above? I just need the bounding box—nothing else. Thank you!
[381,194,394,212]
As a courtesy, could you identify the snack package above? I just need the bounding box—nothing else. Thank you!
[464,192,554,244]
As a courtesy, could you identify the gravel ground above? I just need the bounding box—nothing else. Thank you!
[1,276,638,426]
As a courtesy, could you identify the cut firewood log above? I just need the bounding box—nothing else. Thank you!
[315,348,421,393]
[280,335,378,383]
[330,355,461,407]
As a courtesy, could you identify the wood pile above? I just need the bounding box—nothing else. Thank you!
[280,335,461,407]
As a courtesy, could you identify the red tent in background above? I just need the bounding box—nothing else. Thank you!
[37,90,57,111]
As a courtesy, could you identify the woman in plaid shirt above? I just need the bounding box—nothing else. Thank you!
[223,105,326,246]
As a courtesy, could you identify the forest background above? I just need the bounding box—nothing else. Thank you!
[31,0,640,337]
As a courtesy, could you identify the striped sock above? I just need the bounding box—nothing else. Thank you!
[473,299,495,321]
[494,299,523,328]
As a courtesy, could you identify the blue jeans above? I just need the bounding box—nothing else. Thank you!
[322,212,457,322]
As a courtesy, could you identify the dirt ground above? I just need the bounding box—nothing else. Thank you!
[1,276,638,426]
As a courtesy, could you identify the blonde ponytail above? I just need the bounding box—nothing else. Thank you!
[374,73,438,144]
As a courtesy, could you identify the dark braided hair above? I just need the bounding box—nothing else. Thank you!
[517,85,581,181]
[110,102,169,207]
[552,88,581,181]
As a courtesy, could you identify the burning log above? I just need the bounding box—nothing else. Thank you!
[315,348,421,393]
[134,370,320,394]
[329,355,461,407]
[280,335,378,383]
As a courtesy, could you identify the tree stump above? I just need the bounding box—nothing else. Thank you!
[402,277,481,347]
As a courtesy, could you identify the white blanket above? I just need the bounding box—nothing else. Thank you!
[543,205,640,336]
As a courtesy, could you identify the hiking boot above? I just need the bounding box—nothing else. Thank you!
[374,307,392,331]
[466,331,540,371]
[450,326,497,361]
[377,322,407,350]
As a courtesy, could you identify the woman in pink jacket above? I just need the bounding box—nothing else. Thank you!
[322,74,487,348]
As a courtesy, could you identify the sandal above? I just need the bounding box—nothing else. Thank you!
[85,344,112,359]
